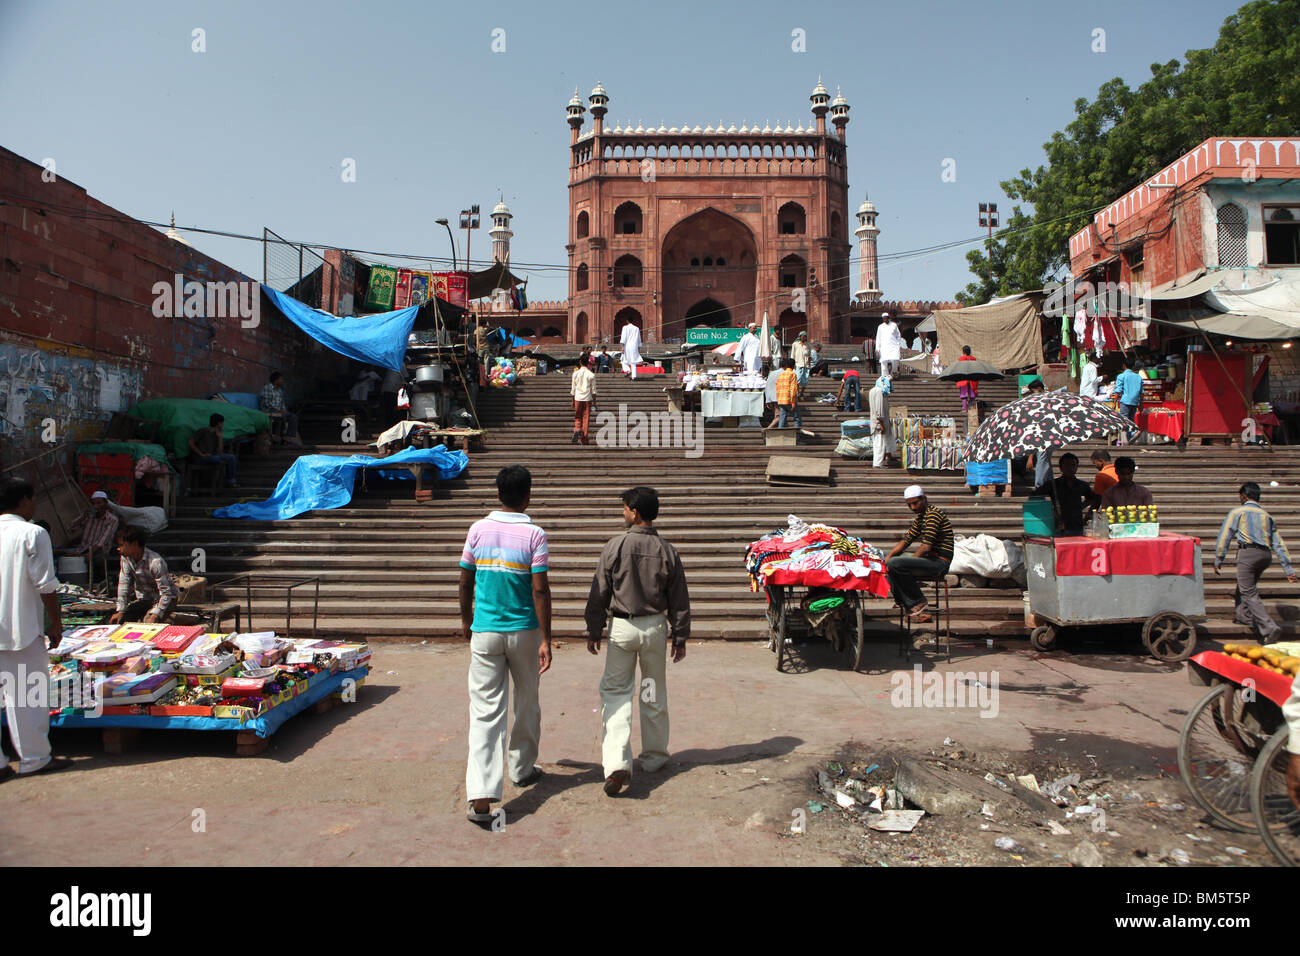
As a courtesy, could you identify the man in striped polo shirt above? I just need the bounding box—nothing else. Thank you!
[884,485,954,624]
[1215,481,1296,642]
[458,465,552,826]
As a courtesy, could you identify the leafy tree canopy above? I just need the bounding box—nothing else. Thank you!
[956,0,1300,306]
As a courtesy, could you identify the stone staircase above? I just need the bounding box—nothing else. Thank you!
[151,362,1300,643]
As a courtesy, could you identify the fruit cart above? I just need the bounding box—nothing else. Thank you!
[1023,533,1205,661]
[1179,646,1300,866]
[1179,647,1289,832]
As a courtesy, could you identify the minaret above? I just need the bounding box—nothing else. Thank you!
[830,87,850,142]
[589,81,608,136]
[490,197,513,263]
[855,192,881,304]
[810,77,830,136]
[566,88,585,145]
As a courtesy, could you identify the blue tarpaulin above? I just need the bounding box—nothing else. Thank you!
[262,285,417,372]
[965,459,1011,486]
[212,446,468,520]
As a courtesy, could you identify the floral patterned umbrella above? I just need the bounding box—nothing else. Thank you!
[964,390,1139,462]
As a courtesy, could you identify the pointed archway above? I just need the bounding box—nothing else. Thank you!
[685,298,732,328]
[662,208,757,340]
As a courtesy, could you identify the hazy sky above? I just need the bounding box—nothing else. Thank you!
[0,0,1247,305]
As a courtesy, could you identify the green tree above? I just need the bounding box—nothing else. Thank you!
[961,0,1300,302]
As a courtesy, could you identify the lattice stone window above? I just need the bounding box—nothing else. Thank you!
[1217,203,1248,268]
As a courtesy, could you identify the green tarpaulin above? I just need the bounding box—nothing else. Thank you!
[127,399,270,459]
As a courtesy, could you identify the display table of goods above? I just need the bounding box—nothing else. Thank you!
[46,624,372,742]
[1192,643,1300,701]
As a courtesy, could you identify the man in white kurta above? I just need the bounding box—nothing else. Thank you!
[868,375,897,468]
[0,478,71,777]
[876,313,902,377]
[620,320,643,379]
[733,323,762,376]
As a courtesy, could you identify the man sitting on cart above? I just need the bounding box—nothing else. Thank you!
[884,485,953,624]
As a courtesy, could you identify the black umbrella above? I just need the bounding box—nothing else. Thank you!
[964,390,1138,462]
[936,360,1004,381]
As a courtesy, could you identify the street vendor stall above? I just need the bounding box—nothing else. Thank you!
[1180,645,1300,866]
[1023,533,1204,661]
[745,517,891,672]
[46,625,372,755]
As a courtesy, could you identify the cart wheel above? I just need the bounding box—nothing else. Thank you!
[1176,684,1256,832]
[1249,727,1300,867]
[766,588,783,653]
[775,600,787,673]
[1142,611,1196,662]
[1029,625,1057,651]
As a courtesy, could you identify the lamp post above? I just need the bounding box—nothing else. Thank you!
[978,202,999,288]
[459,205,480,271]
[435,218,457,271]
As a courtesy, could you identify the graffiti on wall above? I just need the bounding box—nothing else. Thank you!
[0,343,144,446]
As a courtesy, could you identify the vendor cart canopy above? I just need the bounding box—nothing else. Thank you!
[932,294,1044,372]
[262,286,417,371]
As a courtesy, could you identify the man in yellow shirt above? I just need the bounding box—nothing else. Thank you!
[775,359,801,428]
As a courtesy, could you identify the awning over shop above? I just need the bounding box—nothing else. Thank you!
[1148,272,1300,340]
[466,261,526,301]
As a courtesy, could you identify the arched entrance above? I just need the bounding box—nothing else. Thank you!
[614,307,642,329]
[662,208,757,340]
[574,311,588,344]
[778,307,807,341]
[685,298,732,328]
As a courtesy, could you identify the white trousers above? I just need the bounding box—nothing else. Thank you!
[872,429,897,467]
[623,351,640,379]
[466,629,542,802]
[600,614,670,779]
[0,636,52,773]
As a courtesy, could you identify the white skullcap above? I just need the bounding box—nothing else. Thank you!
[882,312,891,319]
[903,484,925,500]
[91,490,108,500]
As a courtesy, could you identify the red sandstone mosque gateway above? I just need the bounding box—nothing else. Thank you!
[565,80,860,347]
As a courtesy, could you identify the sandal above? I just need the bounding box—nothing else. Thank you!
[604,770,630,797]
[467,800,495,824]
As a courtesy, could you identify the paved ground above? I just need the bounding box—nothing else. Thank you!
[0,630,1266,866]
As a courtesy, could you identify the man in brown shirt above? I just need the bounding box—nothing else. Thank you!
[585,486,690,797]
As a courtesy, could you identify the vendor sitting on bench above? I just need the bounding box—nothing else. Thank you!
[109,526,178,624]
[187,413,239,488]
[884,485,954,624]
[54,490,119,558]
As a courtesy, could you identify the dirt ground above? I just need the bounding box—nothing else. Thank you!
[0,631,1280,866]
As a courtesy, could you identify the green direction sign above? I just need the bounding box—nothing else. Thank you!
[686,327,744,345]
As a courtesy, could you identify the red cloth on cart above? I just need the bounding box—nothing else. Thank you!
[1190,651,1293,707]
[1135,401,1185,442]
[1053,533,1199,577]
[764,568,891,597]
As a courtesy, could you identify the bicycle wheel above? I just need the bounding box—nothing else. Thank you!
[1177,684,1255,832]
[1249,727,1300,867]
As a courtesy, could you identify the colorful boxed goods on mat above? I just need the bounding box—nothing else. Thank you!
[49,628,371,721]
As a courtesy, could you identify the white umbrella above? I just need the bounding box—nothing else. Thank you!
[759,310,771,360]
[712,341,741,357]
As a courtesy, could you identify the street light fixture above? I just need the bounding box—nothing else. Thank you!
[459,205,481,270]
[978,202,1000,285]
[435,217,457,271]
